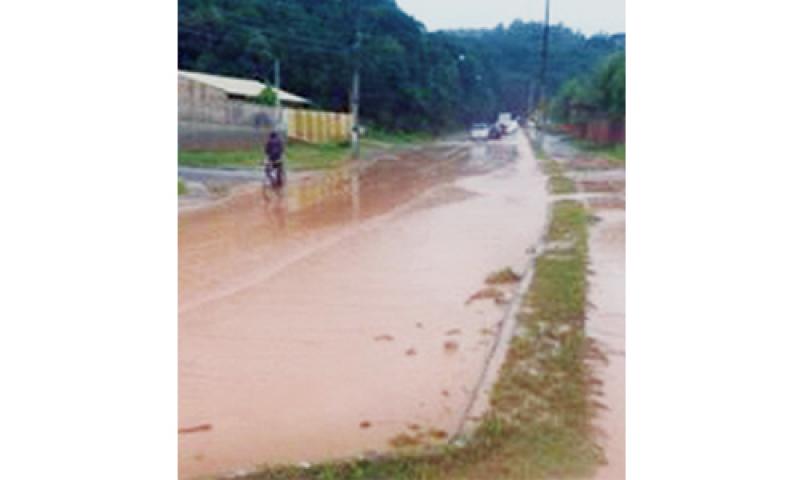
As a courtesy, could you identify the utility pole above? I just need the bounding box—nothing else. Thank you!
[527,79,535,121]
[350,0,362,159]
[351,64,360,158]
[532,0,551,126]
[274,58,284,139]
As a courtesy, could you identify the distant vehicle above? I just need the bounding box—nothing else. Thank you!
[470,123,490,141]
[497,112,519,134]
[488,124,503,140]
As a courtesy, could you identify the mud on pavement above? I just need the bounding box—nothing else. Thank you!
[539,132,626,480]
[179,134,549,479]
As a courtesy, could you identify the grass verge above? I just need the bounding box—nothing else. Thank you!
[362,128,434,147]
[178,179,187,196]
[570,139,625,167]
[549,176,577,195]
[535,141,577,194]
[240,197,600,479]
[178,141,351,171]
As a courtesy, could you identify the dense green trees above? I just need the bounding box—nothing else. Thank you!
[550,51,626,123]
[179,0,624,132]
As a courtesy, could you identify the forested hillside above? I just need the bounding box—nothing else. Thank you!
[179,0,624,132]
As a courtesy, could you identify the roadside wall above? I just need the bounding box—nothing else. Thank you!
[586,119,625,145]
[179,75,277,151]
[285,109,353,145]
[179,75,353,150]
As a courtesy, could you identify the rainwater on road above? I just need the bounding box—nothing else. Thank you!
[179,133,549,479]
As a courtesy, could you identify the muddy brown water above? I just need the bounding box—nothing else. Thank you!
[179,134,548,479]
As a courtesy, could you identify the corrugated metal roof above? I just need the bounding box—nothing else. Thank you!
[275,88,312,105]
[179,70,311,105]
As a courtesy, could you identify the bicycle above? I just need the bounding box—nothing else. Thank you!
[262,159,284,201]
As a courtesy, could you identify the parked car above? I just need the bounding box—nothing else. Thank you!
[488,124,503,140]
[470,123,490,141]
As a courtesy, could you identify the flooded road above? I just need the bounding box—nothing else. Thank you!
[179,133,549,479]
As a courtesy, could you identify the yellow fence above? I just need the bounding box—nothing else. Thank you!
[284,108,353,144]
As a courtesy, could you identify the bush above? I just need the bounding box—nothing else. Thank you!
[255,87,277,106]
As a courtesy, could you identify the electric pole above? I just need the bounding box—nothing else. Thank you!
[527,79,535,121]
[351,0,362,159]
[274,58,284,139]
[351,62,360,158]
[532,0,551,126]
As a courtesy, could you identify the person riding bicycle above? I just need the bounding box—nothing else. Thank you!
[264,131,285,189]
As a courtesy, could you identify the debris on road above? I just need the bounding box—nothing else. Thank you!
[179,424,212,434]
[485,267,522,285]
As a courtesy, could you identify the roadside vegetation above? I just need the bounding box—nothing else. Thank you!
[242,151,601,480]
[571,139,625,167]
[534,142,578,195]
[550,52,625,126]
[178,179,187,196]
[362,128,435,147]
[178,141,351,171]
[548,51,626,169]
[549,175,578,195]
[179,0,623,132]
[178,131,437,173]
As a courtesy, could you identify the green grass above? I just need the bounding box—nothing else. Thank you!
[362,128,434,147]
[571,139,625,167]
[535,143,577,194]
[549,175,577,195]
[178,130,435,172]
[178,141,351,171]
[240,192,600,480]
[178,179,187,196]
[178,149,263,169]
[286,142,351,170]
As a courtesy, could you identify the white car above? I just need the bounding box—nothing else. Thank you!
[470,123,490,141]
[497,113,519,135]
[504,120,519,134]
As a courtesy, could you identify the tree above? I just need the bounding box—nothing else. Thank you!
[550,52,625,124]
[178,0,624,132]
[255,87,277,106]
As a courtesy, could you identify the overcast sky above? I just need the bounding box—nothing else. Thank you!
[395,0,625,35]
